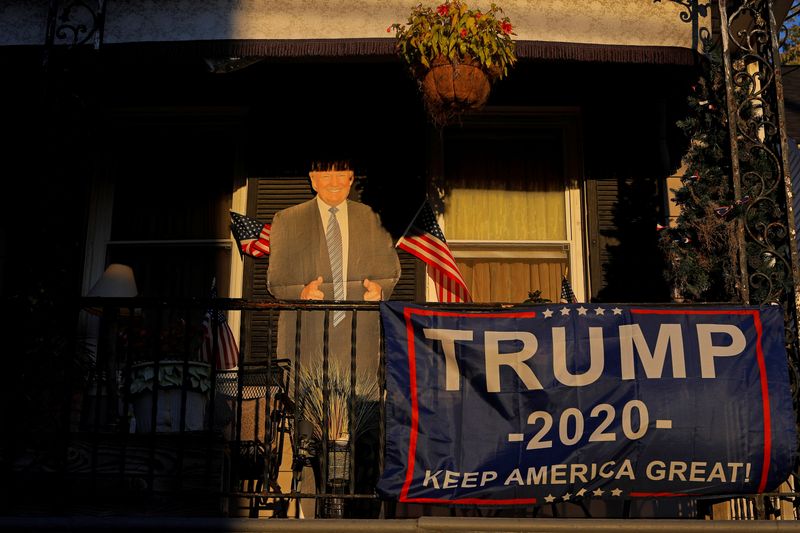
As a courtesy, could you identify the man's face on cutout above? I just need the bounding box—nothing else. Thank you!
[309,170,354,207]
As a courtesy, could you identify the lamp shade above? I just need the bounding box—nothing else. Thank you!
[88,263,138,298]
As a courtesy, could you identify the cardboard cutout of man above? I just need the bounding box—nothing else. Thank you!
[267,161,401,378]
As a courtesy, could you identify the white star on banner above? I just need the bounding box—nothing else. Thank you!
[562,492,572,500]
[611,488,623,497]
[592,488,605,496]
[543,308,554,318]
[576,488,587,497]
[577,306,588,315]
[612,307,623,315]
[560,307,571,316]
[544,494,556,503]
[594,307,606,316]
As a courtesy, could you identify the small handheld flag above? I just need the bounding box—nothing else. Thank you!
[230,211,270,258]
[396,200,472,303]
[199,278,239,370]
[560,275,578,304]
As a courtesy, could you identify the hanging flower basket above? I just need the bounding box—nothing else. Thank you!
[421,56,491,114]
[388,0,516,126]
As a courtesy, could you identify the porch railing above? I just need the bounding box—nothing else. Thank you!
[4,297,798,520]
[63,297,389,519]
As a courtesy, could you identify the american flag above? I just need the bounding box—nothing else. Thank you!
[397,201,472,303]
[199,279,239,370]
[230,211,270,257]
[560,275,578,304]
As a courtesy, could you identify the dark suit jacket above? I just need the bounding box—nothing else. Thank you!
[267,198,401,380]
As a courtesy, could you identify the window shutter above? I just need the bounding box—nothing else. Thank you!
[393,250,420,302]
[585,177,619,301]
[243,177,315,361]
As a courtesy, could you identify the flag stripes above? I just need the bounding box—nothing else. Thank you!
[230,211,271,258]
[396,235,468,290]
[396,200,472,303]
[199,279,239,370]
[243,225,271,257]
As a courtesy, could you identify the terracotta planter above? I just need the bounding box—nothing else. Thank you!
[421,56,491,112]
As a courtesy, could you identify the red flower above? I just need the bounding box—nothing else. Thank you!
[386,26,392,33]
[460,28,468,37]
[475,12,482,19]
[501,21,513,34]
[437,4,449,16]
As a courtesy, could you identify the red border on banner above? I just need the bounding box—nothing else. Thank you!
[629,309,769,495]
[397,306,770,503]
[400,308,538,505]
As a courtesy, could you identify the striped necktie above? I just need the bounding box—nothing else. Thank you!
[326,206,345,326]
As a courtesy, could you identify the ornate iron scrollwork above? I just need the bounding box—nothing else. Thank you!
[719,0,800,518]
[44,0,106,59]
[656,0,710,22]
[654,0,712,48]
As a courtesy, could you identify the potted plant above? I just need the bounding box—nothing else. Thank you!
[129,360,211,433]
[388,0,517,125]
[295,361,379,518]
[125,318,212,433]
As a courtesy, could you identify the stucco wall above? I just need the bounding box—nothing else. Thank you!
[2,0,708,50]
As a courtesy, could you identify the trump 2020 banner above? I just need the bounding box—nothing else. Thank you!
[377,302,796,505]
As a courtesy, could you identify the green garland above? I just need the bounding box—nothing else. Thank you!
[660,39,742,302]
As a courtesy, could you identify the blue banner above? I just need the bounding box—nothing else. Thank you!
[378,302,796,505]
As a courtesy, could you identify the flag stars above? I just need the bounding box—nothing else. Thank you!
[539,305,628,319]
[564,487,624,499]
[544,494,556,503]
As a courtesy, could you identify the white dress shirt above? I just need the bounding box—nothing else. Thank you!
[316,196,350,299]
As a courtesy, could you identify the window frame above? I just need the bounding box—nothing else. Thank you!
[81,108,248,345]
[430,107,587,303]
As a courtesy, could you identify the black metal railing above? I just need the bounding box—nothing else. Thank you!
[62,297,390,518]
[4,297,799,520]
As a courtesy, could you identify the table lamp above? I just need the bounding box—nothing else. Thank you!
[88,263,138,298]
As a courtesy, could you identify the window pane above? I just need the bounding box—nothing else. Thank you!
[458,257,568,303]
[107,244,231,298]
[111,172,232,241]
[107,137,234,297]
[443,132,566,240]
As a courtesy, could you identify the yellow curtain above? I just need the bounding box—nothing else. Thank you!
[442,130,570,303]
[442,133,566,240]
[458,258,568,303]
[445,188,565,240]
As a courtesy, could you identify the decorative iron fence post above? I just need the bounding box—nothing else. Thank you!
[718,0,800,514]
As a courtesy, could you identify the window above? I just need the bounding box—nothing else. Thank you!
[438,110,585,303]
[82,111,246,300]
[81,112,248,348]
[106,170,234,299]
